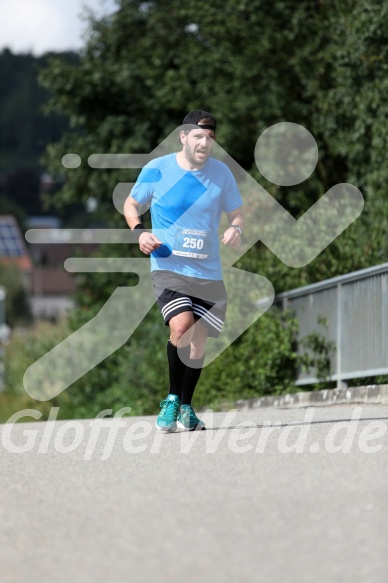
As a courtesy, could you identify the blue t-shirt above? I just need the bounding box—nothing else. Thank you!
[130,153,242,280]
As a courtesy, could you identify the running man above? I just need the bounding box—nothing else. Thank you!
[124,110,244,431]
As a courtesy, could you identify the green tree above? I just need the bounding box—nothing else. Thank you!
[0,48,76,218]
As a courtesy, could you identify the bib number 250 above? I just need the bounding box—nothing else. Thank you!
[172,228,211,258]
[183,237,204,250]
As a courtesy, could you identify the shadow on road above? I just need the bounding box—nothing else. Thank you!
[208,416,388,432]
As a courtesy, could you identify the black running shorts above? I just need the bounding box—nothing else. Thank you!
[151,270,227,338]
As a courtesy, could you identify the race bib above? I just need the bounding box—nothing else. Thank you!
[172,228,212,259]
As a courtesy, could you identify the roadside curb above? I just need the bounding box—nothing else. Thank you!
[235,385,388,410]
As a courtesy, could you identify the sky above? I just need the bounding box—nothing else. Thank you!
[0,0,117,55]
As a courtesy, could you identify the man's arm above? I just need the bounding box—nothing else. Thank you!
[222,207,244,247]
[124,195,162,255]
[123,195,144,230]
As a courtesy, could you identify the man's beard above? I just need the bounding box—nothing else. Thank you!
[184,143,209,167]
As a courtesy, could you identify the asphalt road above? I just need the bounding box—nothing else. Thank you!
[1,404,387,583]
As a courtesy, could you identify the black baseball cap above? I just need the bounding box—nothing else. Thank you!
[182,110,216,132]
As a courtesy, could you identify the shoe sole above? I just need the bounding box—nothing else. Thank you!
[155,421,177,432]
[177,421,206,431]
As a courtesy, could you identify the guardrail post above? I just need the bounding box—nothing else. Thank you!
[336,283,342,389]
[0,287,6,392]
[382,274,387,364]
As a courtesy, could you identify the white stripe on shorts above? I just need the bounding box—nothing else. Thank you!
[192,304,223,331]
[162,297,193,320]
[192,303,224,326]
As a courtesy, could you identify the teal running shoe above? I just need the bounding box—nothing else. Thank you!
[177,405,205,431]
[156,394,181,432]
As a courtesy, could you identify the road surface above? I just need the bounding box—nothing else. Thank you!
[1,404,387,582]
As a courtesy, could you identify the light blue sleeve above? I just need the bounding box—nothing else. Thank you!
[130,165,162,205]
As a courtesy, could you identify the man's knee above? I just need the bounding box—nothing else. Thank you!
[169,311,194,345]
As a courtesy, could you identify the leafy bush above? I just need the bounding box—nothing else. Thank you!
[0,264,32,327]
[4,319,70,401]
[299,316,337,390]
[0,320,72,421]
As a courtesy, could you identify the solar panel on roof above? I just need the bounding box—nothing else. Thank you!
[0,217,26,257]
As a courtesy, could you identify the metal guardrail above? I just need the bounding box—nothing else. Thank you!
[276,263,388,388]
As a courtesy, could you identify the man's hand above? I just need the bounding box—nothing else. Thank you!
[139,232,163,255]
[222,227,241,247]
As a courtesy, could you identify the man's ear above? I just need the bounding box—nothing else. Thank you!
[179,130,187,145]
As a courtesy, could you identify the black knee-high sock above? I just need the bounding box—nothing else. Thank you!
[167,340,190,399]
[181,354,205,406]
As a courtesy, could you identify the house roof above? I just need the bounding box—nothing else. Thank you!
[0,215,32,271]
